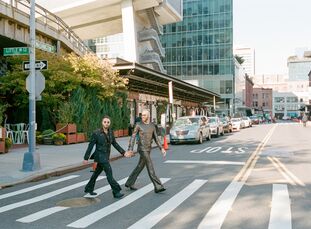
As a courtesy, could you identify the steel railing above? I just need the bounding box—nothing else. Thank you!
[2,0,92,55]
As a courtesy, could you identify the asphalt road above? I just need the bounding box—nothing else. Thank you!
[0,122,310,229]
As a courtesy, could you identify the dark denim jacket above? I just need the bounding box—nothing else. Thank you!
[84,128,125,163]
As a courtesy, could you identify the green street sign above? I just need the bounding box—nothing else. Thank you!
[35,40,56,53]
[3,47,29,56]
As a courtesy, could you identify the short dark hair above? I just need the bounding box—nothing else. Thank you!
[102,115,111,121]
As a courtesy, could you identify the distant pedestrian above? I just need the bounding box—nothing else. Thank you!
[302,113,308,127]
[83,116,132,198]
[125,109,166,193]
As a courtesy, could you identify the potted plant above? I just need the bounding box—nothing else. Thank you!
[5,138,12,153]
[56,102,77,134]
[76,133,86,143]
[52,133,66,145]
[42,129,54,145]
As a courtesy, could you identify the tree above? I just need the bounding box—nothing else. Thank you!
[235,55,245,65]
[0,50,128,128]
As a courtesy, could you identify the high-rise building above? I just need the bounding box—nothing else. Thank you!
[234,46,255,76]
[288,51,311,81]
[161,0,234,114]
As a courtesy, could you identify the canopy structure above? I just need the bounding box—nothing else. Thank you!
[114,58,220,105]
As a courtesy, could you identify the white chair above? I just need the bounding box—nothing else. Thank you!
[5,124,14,144]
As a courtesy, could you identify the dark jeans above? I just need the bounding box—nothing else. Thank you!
[85,161,121,194]
[125,150,163,191]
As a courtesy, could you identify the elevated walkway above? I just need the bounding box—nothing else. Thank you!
[0,0,91,56]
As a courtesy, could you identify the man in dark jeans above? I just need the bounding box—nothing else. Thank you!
[125,109,166,193]
[83,116,132,198]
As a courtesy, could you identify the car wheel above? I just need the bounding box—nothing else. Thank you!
[171,141,176,145]
[198,133,203,144]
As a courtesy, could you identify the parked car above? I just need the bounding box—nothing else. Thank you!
[208,116,224,137]
[231,118,242,131]
[250,115,260,125]
[220,117,233,133]
[170,115,211,144]
[242,116,252,127]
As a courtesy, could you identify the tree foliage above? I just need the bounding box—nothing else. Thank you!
[0,50,128,130]
[234,55,245,65]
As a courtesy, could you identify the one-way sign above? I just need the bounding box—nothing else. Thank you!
[23,60,48,71]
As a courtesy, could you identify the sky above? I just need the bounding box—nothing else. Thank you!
[233,0,311,75]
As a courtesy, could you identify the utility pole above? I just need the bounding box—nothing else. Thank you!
[23,0,40,171]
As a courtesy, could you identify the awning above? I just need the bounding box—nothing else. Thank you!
[113,58,220,104]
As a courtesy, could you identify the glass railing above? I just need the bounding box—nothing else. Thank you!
[167,0,183,16]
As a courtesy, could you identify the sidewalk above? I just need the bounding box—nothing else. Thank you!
[0,136,168,189]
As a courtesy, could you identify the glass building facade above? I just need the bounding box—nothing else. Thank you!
[161,0,234,114]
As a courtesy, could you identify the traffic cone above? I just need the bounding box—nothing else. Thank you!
[163,135,169,150]
[92,162,97,172]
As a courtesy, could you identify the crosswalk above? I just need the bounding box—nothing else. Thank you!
[0,174,293,229]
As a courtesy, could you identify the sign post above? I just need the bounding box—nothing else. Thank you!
[168,81,175,122]
[22,0,40,171]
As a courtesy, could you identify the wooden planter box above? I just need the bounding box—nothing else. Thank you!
[56,123,77,134]
[0,141,5,154]
[43,137,53,145]
[123,129,128,136]
[114,130,119,138]
[118,129,123,137]
[76,133,86,143]
[66,134,77,144]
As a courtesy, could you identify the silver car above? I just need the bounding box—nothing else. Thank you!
[208,116,224,137]
[170,116,211,144]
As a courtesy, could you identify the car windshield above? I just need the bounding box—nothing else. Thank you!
[174,117,199,126]
[208,118,217,123]
[220,118,226,122]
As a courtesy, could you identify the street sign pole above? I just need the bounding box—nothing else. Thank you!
[23,0,40,171]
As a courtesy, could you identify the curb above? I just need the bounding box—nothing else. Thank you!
[0,154,125,189]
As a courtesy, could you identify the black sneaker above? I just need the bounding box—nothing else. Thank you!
[113,192,124,199]
[155,188,166,193]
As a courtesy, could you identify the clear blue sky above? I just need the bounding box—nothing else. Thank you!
[234,0,311,75]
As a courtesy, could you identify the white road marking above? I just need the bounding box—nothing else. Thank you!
[197,181,244,229]
[67,178,171,228]
[128,179,207,229]
[0,176,105,214]
[268,184,292,229]
[0,175,80,200]
[165,160,244,166]
[15,177,128,223]
[16,206,69,223]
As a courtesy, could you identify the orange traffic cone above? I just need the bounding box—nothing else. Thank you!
[163,135,169,150]
[92,162,97,172]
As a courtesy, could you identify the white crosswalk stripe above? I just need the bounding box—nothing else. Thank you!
[0,175,80,200]
[16,177,129,223]
[16,206,70,223]
[0,176,105,214]
[67,178,171,228]
[0,175,294,229]
[268,184,292,229]
[198,181,244,229]
[128,179,207,229]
